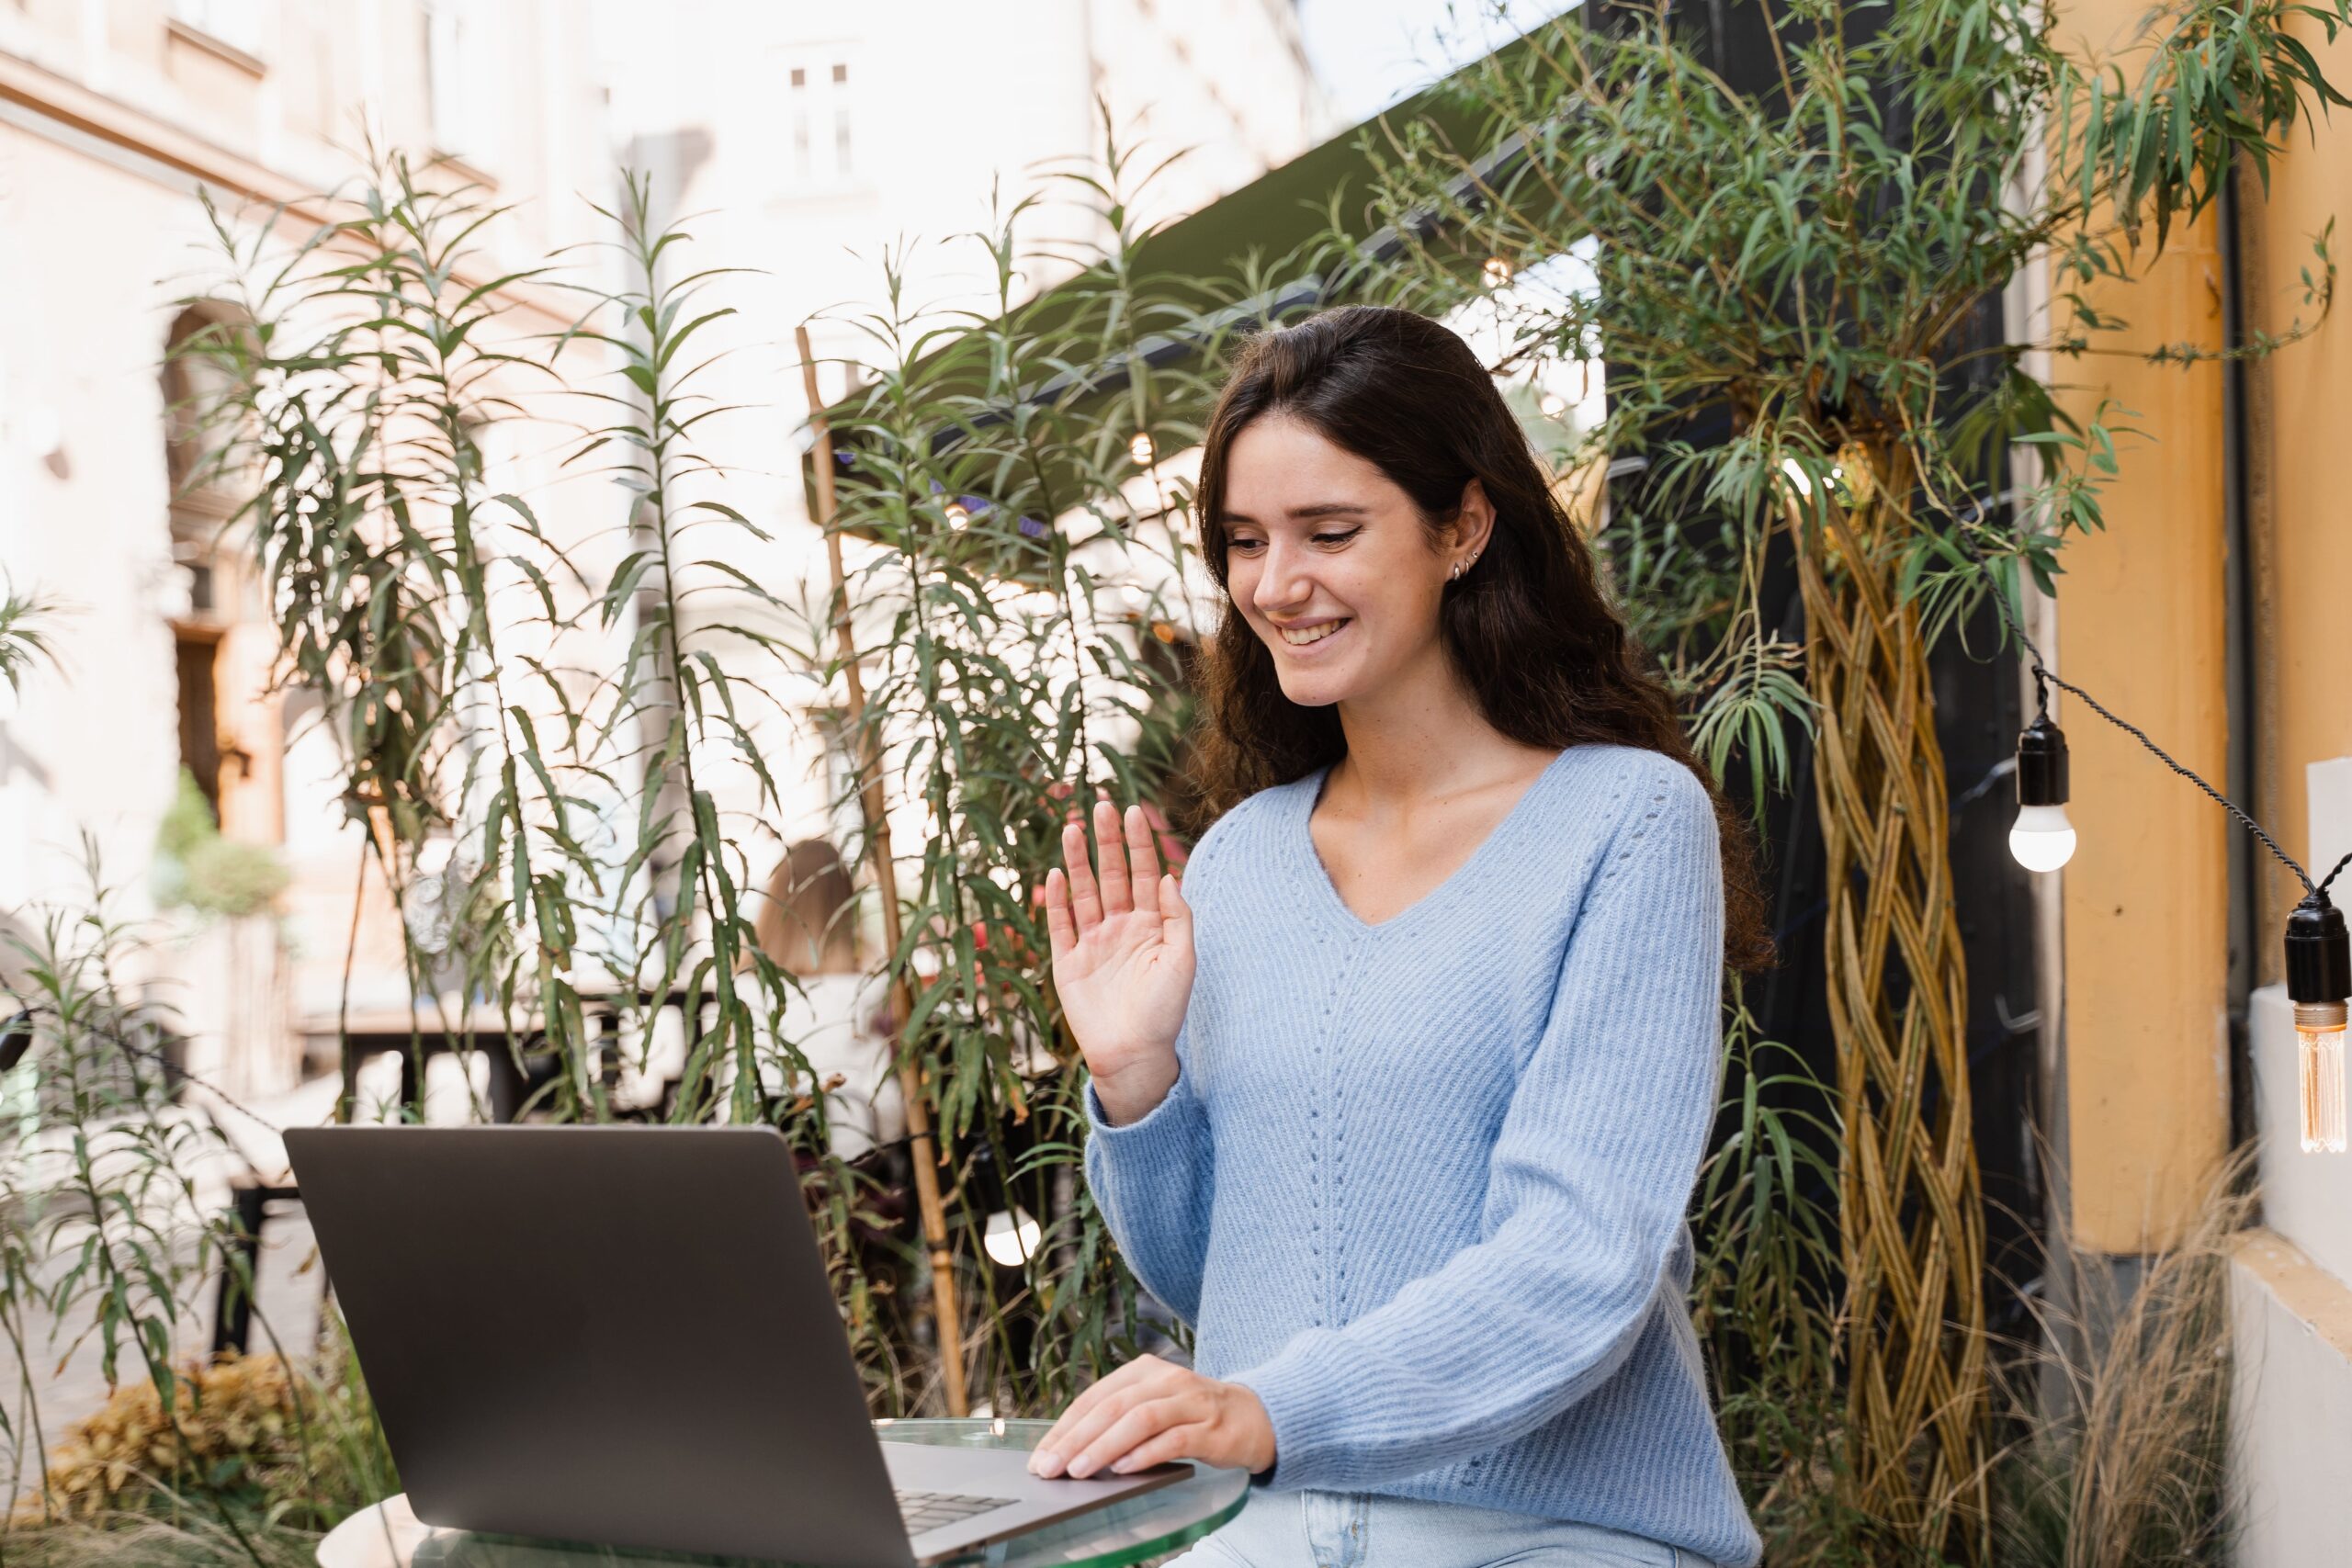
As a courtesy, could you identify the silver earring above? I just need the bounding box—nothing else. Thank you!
[1450,562,1462,581]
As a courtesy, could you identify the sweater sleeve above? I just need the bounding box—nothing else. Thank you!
[1082,1026,1214,1324]
[1227,765,1725,1489]
[1079,808,1234,1325]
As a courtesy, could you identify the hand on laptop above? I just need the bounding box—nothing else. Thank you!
[1027,1353,1274,1481]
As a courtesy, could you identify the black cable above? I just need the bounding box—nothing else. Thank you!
[1966,536,2352,900]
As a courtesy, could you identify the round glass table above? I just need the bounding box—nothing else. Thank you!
[315,1418,1250,1568]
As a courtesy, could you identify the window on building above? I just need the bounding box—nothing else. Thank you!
[163,305,267,835]
[424,0,496,172]
[169,0,265,57]
[778,47,859,189]
[162,305,245,503]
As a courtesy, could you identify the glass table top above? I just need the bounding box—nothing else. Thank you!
[316,1417,1251,1568]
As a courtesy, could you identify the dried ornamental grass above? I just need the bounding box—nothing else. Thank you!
[1991,1145,2256,1568]
[9,1353,297,1524]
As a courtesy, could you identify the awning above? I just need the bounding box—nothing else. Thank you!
[803,13,1607,516]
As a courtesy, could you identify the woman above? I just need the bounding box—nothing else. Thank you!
[1033,306,1773,1568]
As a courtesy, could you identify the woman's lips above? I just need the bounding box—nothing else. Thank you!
[1274,617,1351,651]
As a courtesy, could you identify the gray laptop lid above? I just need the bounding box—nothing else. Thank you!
[285,1124,915,1567]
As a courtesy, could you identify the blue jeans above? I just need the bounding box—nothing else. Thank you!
[1165,1487,1716,1568]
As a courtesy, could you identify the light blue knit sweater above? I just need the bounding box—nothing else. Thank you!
[1082,741,1763,1568]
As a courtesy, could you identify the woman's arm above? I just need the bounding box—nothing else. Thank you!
[1225,767,1725,1488]
[1053,797,1238,1324]
[1081,1017,1216,1323]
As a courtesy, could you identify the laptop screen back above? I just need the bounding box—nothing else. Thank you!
[286,1124,913,1567]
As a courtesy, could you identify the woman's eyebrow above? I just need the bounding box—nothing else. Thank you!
[1217,502,1373,525]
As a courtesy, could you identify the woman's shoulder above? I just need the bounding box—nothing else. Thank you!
[1184,782,1278,860]
[1549,743,1718,860]
[1176,771,1316,888]
[1505,743,1716,880]
[1559,741,1711,807]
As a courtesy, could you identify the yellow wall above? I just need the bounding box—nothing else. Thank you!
[2051,1,2233,1252]
[2245,13,2352,963]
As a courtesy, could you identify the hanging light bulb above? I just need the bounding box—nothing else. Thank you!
[944,500,969,531]
[2286,891,2350,1154]
[983,1206,1041,1268]
[1129,431,1155,466]
[1539,391,1567,419]
[2008,711,2076,873]
[1482,255,1512,288]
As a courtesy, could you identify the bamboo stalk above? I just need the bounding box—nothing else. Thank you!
[796,325,968,1418]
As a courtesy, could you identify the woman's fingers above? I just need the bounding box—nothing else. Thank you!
[1105,1423,1206,1474]
[1159,869,1192,956]
[1092,797,1133,915]
[1124,804,1163,915]
[1031,1356,1165,1476]
[1066,1392,1209,1479]
[1042,868,1076,961]
[1060,818,1103,931]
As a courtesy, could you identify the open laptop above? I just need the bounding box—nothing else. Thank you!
[284,1124,1189,1566]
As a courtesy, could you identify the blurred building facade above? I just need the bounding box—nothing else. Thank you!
[0,0,611,1103]
[0,1,1329,1108]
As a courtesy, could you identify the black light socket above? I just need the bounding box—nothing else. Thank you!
[2285,893,2352,1006]
[2016,714,2070,807]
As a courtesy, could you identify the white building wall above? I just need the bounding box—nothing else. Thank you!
[0,0,615,1092]
[2231,757,2352,1567]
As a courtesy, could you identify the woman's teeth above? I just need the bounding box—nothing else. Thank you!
[1279,619,1348,647]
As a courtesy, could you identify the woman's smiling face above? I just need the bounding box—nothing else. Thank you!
[1219,412,1479,709]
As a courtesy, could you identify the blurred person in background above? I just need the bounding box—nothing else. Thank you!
[752,838,902,1159]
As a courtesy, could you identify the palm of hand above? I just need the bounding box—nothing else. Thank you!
[1057,902,1189,1062]
[1044,798,1195,1099]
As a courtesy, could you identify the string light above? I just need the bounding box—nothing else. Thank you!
[1129,431,1155,466]
[1982,564,2352,1153]
[1482,255,1512,288]
[983,1206,1041,1267]
[944,500,969,531]
[2008,710,2076,872]
[2288,894,2350,1153]
[1539,391,1567,419]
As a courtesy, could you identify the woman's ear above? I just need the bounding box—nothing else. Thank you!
[1455,477,1497,561]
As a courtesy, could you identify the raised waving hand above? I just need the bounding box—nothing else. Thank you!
[1041,798,1194,1126]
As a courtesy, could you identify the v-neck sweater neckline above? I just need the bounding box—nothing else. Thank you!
[1288,747,1583,937]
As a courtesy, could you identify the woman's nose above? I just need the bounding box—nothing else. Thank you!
[1251,539,1313,615]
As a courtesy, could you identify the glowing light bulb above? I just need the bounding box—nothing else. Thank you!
[2286,894,2350,1155]
[1129,431,1155,466]
[983,1207,1040,1267]
[2010,711,2073,872]
[2007,804,2077,872]
[1482,255,1512,288]
[1539,391,1566,419]
[2298,1003,2347,1154]
[944,501,969,531]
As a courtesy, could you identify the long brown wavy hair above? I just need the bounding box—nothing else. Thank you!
[1186,304,1776,975]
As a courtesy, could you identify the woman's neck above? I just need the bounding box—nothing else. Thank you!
[1327,653,1534,811]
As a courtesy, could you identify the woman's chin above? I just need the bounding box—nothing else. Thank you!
[1273,669,1355,709]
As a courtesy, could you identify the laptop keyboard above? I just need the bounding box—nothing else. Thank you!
[896,1489,1017,1535]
